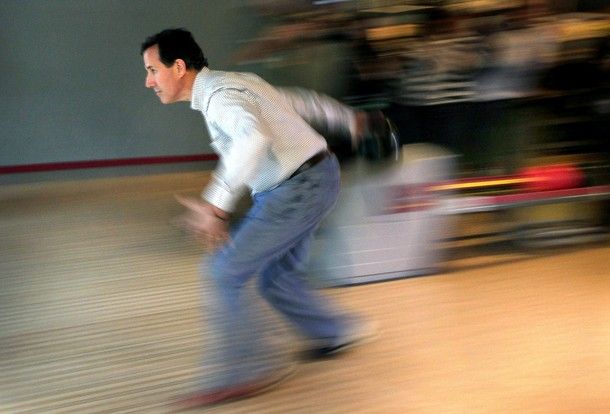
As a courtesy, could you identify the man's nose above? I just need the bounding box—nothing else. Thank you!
[145,74,155,88]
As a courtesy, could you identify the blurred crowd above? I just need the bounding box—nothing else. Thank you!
[234,0,610,175]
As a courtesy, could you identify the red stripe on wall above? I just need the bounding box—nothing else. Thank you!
[0,154,218,174]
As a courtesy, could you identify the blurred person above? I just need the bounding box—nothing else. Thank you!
[140,28,375,409]
[231,1,388,115]
[235,1,396,104]
[473,5,559,173]
[385,7,485,168]
[540,12,610,226]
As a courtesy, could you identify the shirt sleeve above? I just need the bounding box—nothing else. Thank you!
[277,87,358,147]
[201,88,272,213]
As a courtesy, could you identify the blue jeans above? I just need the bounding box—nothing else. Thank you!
[201,153,348,388]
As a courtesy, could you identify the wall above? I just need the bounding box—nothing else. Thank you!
[0,1,259,182]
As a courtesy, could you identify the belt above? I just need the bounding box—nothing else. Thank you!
[289,150,330,179]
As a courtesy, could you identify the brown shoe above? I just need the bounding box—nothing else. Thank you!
[171,365,295,411]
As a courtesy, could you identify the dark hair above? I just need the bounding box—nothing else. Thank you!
[140,28,208,70]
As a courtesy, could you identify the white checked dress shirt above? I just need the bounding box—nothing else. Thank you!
[191,67,358,212]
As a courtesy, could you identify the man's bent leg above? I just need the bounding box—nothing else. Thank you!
[258,234,348,343]
[198,249,275,390]
[198,155,343,387]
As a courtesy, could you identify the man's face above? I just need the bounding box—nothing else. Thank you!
[143,45,182,104]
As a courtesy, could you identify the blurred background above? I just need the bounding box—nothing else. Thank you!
[233,0,610,175]
[1,0,608,183]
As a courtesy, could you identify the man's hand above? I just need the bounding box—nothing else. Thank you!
[174,195,230,251]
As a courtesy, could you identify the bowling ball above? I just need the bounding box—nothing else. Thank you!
[357,112,401,162]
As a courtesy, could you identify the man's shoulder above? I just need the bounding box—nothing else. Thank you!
[206,69,264,92]
[194,69,245,112]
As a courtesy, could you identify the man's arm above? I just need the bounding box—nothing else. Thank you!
[278,87,368,149]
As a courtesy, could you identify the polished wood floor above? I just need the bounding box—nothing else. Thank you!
[1,172,609,413]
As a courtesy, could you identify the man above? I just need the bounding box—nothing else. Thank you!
[141,28,374,408]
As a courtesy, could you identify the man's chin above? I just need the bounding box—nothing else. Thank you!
[158,96,175,105]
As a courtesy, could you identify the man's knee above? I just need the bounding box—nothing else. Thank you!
[207,249,256,289]
[207,251,233,287]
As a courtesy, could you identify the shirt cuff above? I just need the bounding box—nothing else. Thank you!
[201,177,240,213]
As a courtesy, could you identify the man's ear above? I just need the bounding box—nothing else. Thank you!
[174,59,187,76]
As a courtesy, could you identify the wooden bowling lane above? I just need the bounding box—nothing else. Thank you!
[1,172,609,413]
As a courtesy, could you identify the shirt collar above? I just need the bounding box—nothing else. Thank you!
[190,67,211,112]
